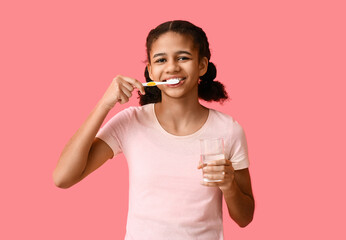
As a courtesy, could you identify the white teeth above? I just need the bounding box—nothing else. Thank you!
[168,78,183,82]
[166,79,180,84]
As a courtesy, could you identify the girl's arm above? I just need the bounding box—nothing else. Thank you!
[198,161,254,227]
[53,75,145,188]
[222,168,254,227]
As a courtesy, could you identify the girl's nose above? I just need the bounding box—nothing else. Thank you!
[165,60,180,73]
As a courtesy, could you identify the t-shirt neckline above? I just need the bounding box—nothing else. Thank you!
[150,103,212,140]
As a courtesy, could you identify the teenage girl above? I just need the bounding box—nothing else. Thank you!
[53,20,254,239]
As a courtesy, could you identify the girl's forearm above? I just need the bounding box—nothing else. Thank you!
[222,180,255,227]
[53,102,111,188]
[53,76,144,188]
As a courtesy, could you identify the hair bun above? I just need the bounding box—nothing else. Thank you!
[200,62,217,82]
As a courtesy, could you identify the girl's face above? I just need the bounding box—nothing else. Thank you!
[147,32,208,100]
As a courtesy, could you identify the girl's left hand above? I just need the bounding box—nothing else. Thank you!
[197,159,235,192]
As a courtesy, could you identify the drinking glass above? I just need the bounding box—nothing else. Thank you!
[200,138,225,182]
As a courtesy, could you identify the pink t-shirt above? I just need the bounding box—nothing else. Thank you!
[96,103,249,240]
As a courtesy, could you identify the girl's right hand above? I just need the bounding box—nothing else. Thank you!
[99,75,145,110]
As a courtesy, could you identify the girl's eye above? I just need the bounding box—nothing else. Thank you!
[154,58,166,63]
[178,56,190,61]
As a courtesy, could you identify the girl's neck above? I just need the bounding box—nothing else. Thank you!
[154,97,209,136]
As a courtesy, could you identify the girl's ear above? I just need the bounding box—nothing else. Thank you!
[147,63,153,80]
[199,57,208,76]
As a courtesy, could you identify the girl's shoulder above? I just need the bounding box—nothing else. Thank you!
[208,108,245,132]
[113,103,154,118]
[209,108,236,124]
[105,103,155,127]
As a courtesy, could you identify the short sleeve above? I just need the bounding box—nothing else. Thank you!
[229,122,250,170]
[96,108,133,157]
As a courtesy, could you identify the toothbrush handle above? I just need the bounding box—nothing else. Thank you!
[142,82,166,86]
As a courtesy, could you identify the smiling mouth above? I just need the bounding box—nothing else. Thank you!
[165,78,185,87]
[162,77,186,82]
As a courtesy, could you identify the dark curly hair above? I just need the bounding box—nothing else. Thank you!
[139,20,228,105]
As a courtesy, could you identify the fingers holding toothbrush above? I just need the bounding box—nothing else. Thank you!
[99,75,145,110]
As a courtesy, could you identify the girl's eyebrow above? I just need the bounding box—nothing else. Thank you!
[153,53,166,58]
[153,51,192,58]
[176,51,192,56]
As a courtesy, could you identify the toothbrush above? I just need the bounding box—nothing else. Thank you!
[142,79,180,87]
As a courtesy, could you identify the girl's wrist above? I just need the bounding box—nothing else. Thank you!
[96,100,114,113]
[220,177,237,195]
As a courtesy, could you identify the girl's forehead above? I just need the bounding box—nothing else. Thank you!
[150,32,197,54]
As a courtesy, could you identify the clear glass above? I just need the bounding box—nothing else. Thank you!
[200,138,225,182]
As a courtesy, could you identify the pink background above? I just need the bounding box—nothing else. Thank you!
[1,0,345,239]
